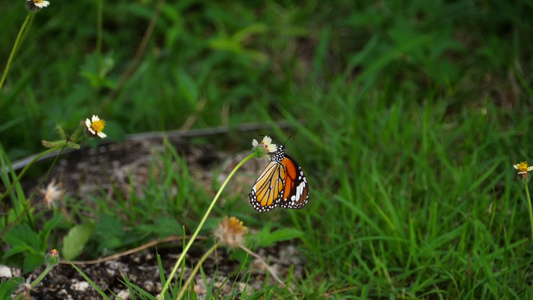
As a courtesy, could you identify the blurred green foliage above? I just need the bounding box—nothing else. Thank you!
[1,0,530,159]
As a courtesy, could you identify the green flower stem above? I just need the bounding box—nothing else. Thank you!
[0,146,63,203]
[158,152,257,300]
[30,264,54,288]
[177,242,219,300]
[0,13,32,92]
[524,182,533,239]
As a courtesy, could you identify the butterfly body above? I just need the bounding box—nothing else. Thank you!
[249,145,310,212]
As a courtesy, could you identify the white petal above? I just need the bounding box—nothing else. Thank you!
[36,1,49,7]
[262,136,272,145]
[97,132,107,138]
[267,144,277,153]
[252,139,258,147]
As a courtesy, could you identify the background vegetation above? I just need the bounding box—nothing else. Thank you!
[1,0,533,298]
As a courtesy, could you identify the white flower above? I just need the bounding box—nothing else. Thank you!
[252,136,277,152]
[85,115,107,139]
[40,179,64,209]
[26,0,50,11]
[514,161,533,175]
[252,136,278,159]
[34,0,49,8]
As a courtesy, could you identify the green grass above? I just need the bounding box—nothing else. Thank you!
[2,0,533,298]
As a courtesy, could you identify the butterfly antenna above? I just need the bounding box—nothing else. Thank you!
[283,135,293,147]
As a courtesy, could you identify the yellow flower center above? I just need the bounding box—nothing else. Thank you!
[517,162,530,173]
[91,120,106,133]
[34,0,44,3]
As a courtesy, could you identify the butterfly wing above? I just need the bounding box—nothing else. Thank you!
[278,155,309,209]
[249,161,286,212]
[249,153,309,213]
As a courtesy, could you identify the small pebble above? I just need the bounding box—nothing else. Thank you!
[116,289,130,299]
[0,265,12,278]
[71,280,90,291]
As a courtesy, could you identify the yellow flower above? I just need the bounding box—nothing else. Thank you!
[513,161,533,175]
[252,136,277,159]
[26,0,50,12]
[214,216,247,249]
[85,115,107,138]
[39,179,65,209]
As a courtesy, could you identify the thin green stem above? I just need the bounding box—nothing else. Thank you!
[158,153,257,300]
[0,13,33,92]
[177,242,219,300]
[67,259,111,299]
[30,265,53,288]
[96,0,103,88]
[524,182,533,239]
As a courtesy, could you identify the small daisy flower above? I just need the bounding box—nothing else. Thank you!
[214,216,247,249]
[514,161,533,175]
[252,136,277,159]
[514,161,533,183]
[85,115,107,139]
[40,179,65,209]
[26,0,50,12]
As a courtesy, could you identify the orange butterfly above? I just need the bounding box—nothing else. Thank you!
[249,145,309,212]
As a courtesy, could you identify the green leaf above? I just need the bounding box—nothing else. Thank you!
[174,69,198,107]
[62,224,94,260]
[251,225,303,248]
[232,23,268,43]
[0,277,25,299]
[38,214,63,251]
[94,214,125,252]
[3,224,41,255]
[137,217,181,239]
[208,37,242,53]
[3,245,35,260]
[23,253,45,273]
